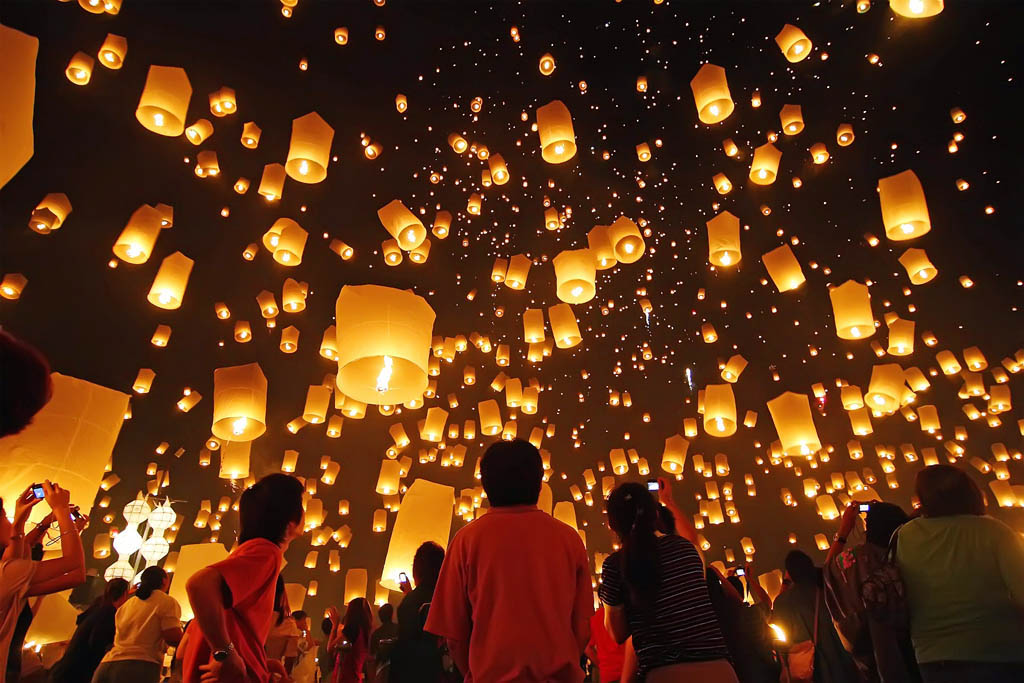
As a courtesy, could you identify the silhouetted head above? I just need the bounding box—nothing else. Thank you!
[480,439,543,506]
[915,464,985,517]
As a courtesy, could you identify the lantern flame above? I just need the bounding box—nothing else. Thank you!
[376,355,394,393]
[232,416,247,436]
[154,113,164,126]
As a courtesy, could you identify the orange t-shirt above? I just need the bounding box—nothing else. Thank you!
[424,505,593,683]
[182,538,283,683]
[587,607,625,682]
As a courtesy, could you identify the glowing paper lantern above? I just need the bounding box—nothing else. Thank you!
[378,199,427,250]
[767,392,822,456]
[712,173,732,194]
[887,318,915,356]
[866,364,906,414]
[608,216,645,264]
[146,251,193,310]
[662,435,689,473]
[211,362,267,441]
[553,249,597,304]
[548,303,582,349]
[836,124,854,146]
[185,118,214,145]
[898,248,937,284]
[775,24,812,62]
[761,244,805,292]
[706,211,741,267]
[219,440,250,480]
[721,355,748,383]
[505,254,532,290]
[0,273,26,299]
[749,143,781,185]
[258,163,286,201]
[136,65,191,137]
[167,543,229,622]
[779,104,804,135]
[488,154,509,185]
[335,285,435,406]
[29,193,72,234]
[587,225,617,270]
[690,63,734,124]
[538,52,556,75]
[829,280,874,340]
[890,0,943,18]
[0,24,38,190]
[303,385,331,424]
[704,384,737,437]
[376,459,403,495]
[286,112,334,183]
[878,170,930,240]
[536,100,576,164]
[113,204,164,263]
[65,51,93,85]
[380,479,455,591]
[432,211,452,239]
[264,218,308,265]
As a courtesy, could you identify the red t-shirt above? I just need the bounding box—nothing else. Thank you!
[587,607,625,682]
[182,538,283,683]
[424,505,593,683]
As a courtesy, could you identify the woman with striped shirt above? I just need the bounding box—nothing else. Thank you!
[599,481,737,682]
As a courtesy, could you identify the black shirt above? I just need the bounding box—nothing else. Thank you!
[599,534,729,677]
[47,602,117,683]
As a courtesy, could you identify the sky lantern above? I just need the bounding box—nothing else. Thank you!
[303,385,331,424]
[380,480,454,591]
[749,143,781,185]
[775,24,812,62]
[866,363,906,414]
[185,118,214,145]
[282,278,307,312]
[286,112,333,183]
[587,225,617,270]
[548,303,582,348]
[98,33,127,69]
[335,284,435,406]
[447,133,468,153]
[395,93,408,112]
[523,308,546,344]
[538,52,556,75]
[836,123,855,146]
[0,24,37,191]
[211,363,267,441]
[208,86,236,116]
[636,142,651,161]
[898,248,937,284]
[662,435,689,473]
[829,280,874,340]
[218,441,250,480]
[553,249,596,304]
[706,210,741,267]
[65,52,93,85]
[375,459,402,495]
[890,0,944,18]
[704,384,737,437]
[761,244,805,292]
[136,65,191,137]
[30,193,72,234]
[810,143,829,164]
[466,193,482,214]
[409,239,431,264]
[478,399,502,435]
[721,354,748,383]
[241,121,261,148]
[886,317,915,356]
[146,251,193,310]
[767,392,822,456]
[431,210,452,239]
[536,100,576,164]
[194,150,219,178]
[689,63,734,124]
[258,163,286,201]
[488,154,509,184]
[878,169,930,240]
[504,254,532,290]
[264,218,308,265]
[712,173,732,194]
[1,272,28,299]
[779,104,804,135]
[608,216,645,263]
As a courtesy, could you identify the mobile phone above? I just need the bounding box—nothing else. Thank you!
[647,480,660,492]
[399,572,410,587]
[735,568,745,577]
[859,503,870,513]
[71,508,84,522]
[31,484,46,500]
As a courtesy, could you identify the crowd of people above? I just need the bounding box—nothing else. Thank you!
[2,330,1024,683]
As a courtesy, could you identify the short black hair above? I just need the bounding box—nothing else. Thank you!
[865,502,909,547]
[321,617,333,636]
[915,464,985,517]
[0,330,53,438]
[291,610,308,621]
[785,549,819,587]
[239,474,304,545]
[480,439,543,506]
[412,541,445,590]
[378,603,394,623]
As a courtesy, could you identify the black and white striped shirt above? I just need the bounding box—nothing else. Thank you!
[599,534,729,677]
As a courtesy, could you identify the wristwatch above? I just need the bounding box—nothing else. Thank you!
[212,643,236,662]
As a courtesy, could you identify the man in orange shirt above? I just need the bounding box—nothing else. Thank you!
[586,606,625,683]
[182,474,305,683]
[425,439,593,682]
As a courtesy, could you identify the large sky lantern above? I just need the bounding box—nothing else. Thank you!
[890,0,945,19]
[898,247,937,284]
[218,440,251,480]
[779,104,805,135]
[146,251,193,310]
[334,284,435,406]
[258,163,286,201]
[285,111,334,183]
[113,204,164,263]
[878,169,931,240]
[767,392,822,456]
[380,479,454,591]
[690,63,734,124]
[829,280,875,340]
[135,65,192,137]
[775,24,812,62]
[504,254,532,290]
[377,199,427,251]
[586,225,618,270]
[536,100,577,164]
[30,192,72,234]
[704,384,738,437]
[761,244,806,292]
[211,362,268,442]
[866,363,906,415]
[548,303,582,348]
[608,216,645,263]
[706,210,741,267]
[264,217,308,265]
[749,142,782,185]
[661,434,689,473]
[553,248,597,304]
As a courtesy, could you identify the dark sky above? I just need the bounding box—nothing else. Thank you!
[2,0,1023,616]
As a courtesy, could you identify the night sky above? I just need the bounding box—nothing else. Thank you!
[2,0,1023,617]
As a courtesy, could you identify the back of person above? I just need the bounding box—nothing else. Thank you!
[587,607,624,683]
[429,505,590,682]
[896,514,1024,664]
[102,590,180,664]
[772,581,858,683]
[48,602,117,682]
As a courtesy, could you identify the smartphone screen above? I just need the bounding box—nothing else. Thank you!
[859,503,870,512]
[647,480,659,492]
[736,568,745,576]
[31,484,46,500]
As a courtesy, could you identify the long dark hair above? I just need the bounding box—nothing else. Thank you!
[135,566,166,600]
[342,597,372,645]
[606,483,660,608]
[915,464,985,517]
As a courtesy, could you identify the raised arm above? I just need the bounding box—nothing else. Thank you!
[824,503,859,567]
[28,482,85,594]
[657,476,706,566]
[186,566,246,681]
